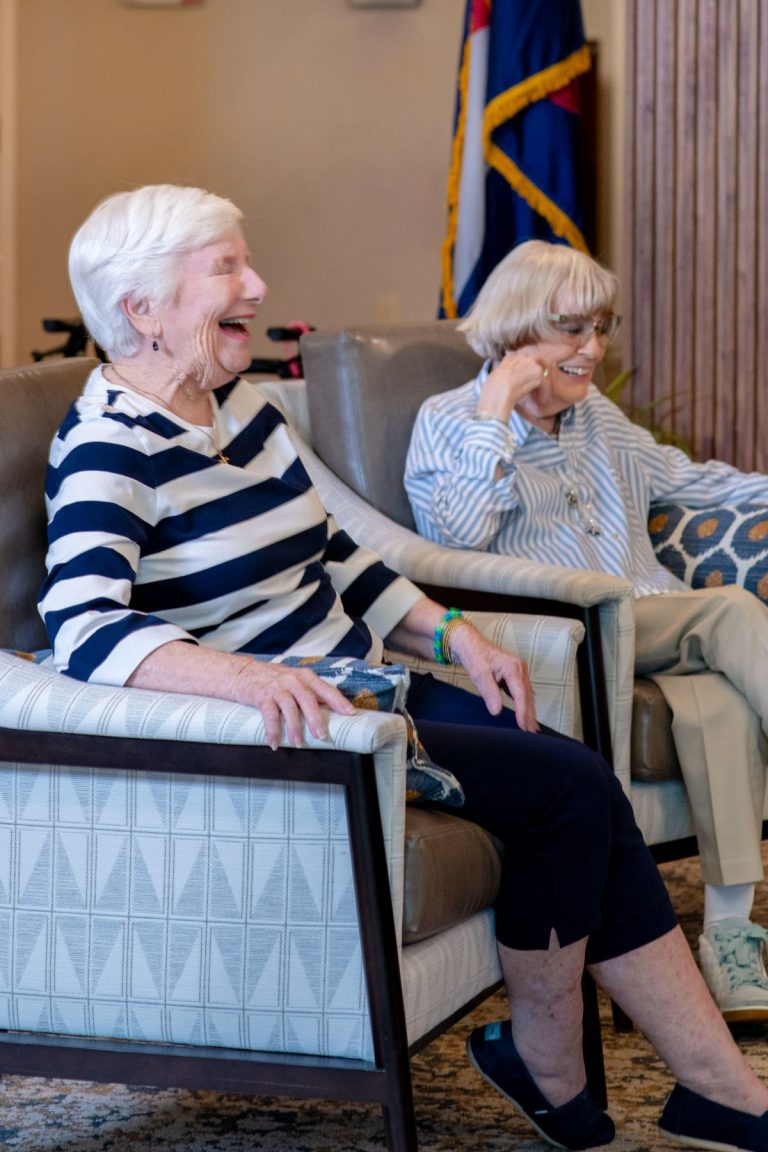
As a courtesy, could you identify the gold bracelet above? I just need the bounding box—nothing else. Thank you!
[440,616,468,664]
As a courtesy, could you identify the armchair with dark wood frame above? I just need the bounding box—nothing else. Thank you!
[0,355,602,1151]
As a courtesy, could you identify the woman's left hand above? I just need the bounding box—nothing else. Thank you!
[445,621,539,732]
[385,598,538,731]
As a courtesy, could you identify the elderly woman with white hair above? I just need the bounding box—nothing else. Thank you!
[405,239,768,1033]
[38,187,768,1152]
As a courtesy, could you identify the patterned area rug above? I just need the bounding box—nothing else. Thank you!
[3,851,768,1152]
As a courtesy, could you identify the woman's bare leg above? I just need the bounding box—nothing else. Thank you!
[498,933,588,1106]
[590,925,768,1115]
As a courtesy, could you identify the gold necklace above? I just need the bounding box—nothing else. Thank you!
[107,363,230,464]
[194,422,230,465]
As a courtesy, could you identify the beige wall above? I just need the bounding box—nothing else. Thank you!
[5,0,623,365]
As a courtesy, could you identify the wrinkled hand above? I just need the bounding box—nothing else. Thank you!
[447,623,538,732]
[478,349,551,423]
[233,660,356,750]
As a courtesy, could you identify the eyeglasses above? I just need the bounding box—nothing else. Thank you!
[547,312,622,344]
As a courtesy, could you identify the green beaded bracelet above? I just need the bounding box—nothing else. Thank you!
[433,607,464,665]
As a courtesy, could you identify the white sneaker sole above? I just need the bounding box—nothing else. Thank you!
[721,1005,768,1023]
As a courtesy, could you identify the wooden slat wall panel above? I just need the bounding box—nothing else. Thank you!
[694,0,718,460]
[624,0,768,470]
[627,0,656,414]
[734,1,757,465]
[654,1,677,426]
[716,2,737,463]
[673,0,698,453]
[758,4,768,473]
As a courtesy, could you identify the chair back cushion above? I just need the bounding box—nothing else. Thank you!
[301,322,482,529]
[0,358,96,650]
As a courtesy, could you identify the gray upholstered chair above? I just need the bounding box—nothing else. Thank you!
[293,320,763,863]
[0,356,602,1150]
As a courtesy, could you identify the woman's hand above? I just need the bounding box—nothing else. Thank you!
[477,349,551,424]
[230,659,356,749]
[385,600,539,732]
[447,621,539,732]
[127,642,356,751]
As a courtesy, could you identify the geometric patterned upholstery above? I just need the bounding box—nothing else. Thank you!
[0,765,373,1060]
[0,647,415,1066]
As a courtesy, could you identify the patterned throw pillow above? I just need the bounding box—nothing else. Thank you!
[649,503,768,603]
[258,655,465,806]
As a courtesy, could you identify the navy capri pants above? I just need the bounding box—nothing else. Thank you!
[407,673,677,964]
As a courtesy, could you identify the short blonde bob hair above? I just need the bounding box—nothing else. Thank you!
[459,239,619,362]
[69,184,244,360]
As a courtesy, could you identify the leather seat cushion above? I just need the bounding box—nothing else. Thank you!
[402,678,683,946]
[402,807,502,943]
[630,677,682,782]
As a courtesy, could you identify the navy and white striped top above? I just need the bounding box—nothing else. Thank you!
[40,366,422,684]
[404,362,768,597]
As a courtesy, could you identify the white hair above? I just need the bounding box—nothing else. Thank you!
[459,240,619,361]
[68,184,245,359]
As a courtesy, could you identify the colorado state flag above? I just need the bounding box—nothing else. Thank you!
[441,0,591,318]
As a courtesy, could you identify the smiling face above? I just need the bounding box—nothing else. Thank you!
[512,309,610,431]
[156,229,267,390]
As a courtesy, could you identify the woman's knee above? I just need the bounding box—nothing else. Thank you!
[540,738,614,808]
[489,736,615,845]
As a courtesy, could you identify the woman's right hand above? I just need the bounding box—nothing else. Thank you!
[231,658,356,750]
[127,641,356,751]
[476,349,551,423]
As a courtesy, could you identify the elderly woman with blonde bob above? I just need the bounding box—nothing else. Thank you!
[39,192,768,1152]
[406,238,768,1035]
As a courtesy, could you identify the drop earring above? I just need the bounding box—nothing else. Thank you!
[152,339,159,352]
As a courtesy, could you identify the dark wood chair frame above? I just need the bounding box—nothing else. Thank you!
[0,720,518,1152]
[0,725,419,1150]
[0,666,610,1150]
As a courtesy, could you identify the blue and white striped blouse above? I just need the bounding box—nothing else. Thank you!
[40,366,422,684]
[404,362,768,597]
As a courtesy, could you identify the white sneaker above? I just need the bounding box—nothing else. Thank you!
[699,917,768,1021]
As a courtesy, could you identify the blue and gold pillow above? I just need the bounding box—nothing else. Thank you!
[649,503,768,603]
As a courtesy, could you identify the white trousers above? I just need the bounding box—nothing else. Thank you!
[634,585,768,886]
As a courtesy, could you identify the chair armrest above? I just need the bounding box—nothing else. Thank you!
[0,650,405,754]
[245,384,636,791]
[294,436,636,791]
[297,436,633,607]
[0,651,410,932]
[388,610,584,738]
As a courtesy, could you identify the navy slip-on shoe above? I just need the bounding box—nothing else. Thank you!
[466,1020,615,1150]
[660,1083,768,1150]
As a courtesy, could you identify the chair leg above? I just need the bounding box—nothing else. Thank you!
[382,1097,419,1152]
[582,972,607,1109]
